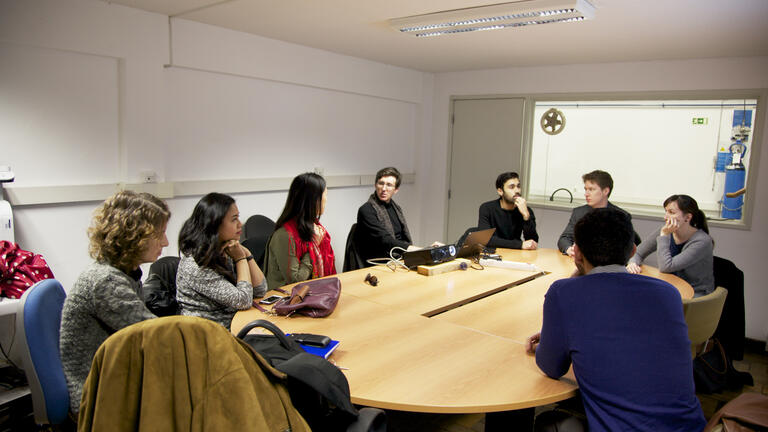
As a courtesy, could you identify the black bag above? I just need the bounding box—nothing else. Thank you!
[236,320,360,431]
[693,338,753,394]
[693,339,729,393]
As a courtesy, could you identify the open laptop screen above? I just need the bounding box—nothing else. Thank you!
[454,228,495,258]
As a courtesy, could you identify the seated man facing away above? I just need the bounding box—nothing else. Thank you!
[557,170,640,256]
[355,167,439,265]
[478,171,538,250]
[526,208,706,432]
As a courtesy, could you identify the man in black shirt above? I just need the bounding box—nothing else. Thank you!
[355,167,435,265]
[478,172,539,250]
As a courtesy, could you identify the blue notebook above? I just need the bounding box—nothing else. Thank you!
[296,339,340,359]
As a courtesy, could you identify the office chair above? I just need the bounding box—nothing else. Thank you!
[682,286,728,358]
[343,223,364,272]
[142,256,181,316]
[16,279,70,425]
[241,214,276,269]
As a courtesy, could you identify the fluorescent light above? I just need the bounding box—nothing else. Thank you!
[389,0,595,37]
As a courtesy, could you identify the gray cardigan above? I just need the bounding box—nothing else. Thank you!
[176,255,267,329]
[60,262,156,413]
[630,228,715,297]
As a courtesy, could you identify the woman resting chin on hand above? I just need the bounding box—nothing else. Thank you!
[176,192,267,329]
[627,194,714,297]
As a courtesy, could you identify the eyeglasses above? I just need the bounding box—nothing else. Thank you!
[376,181,396,190]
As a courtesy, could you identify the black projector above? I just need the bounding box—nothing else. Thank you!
[403,245,456,268]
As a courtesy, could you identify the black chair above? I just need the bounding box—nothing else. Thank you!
[241,215,276,269]
[343,223,365,272]
[713,256,746,360]
[143,256,181,317]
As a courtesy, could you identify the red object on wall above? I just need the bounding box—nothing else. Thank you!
[0,241,55,298]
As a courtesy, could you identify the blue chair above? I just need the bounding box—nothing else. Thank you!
[16,279,69,425]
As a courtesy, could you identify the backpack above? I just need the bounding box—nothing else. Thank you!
[236,320,369,431]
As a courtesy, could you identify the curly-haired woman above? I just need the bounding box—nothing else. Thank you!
[60,190,170,414]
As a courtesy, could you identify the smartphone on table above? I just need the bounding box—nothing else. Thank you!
[259,294,285,305]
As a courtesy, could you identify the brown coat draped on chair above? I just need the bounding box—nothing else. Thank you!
[77,315,310,432]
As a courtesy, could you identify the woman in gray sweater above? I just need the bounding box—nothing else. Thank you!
[627,194,714,296]
[60,191,170,414]
[176,193,267,329]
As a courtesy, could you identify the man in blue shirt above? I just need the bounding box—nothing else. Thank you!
[526,208,705,432]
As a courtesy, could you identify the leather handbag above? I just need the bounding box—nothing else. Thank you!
[272,277,341,318]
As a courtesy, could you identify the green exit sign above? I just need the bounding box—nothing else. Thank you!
[692,117,709,125]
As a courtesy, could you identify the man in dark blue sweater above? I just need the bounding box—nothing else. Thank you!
[526,208,705,432]
[477,171,538,249]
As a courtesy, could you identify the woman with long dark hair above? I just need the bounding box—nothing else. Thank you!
[61,190,170,414]
[265,172,335,289]
[176,192,266,329]
[627,194,714,296]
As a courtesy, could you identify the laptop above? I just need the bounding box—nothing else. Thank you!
[453,228,495,259]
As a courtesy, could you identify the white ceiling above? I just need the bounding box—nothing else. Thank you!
[110,0,768,72]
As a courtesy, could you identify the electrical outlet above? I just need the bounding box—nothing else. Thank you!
[140,170,157,184]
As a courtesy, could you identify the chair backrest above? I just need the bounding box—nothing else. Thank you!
[16,279,69,425]
[343,223,364,272]
[241,215,276,268]
[683,286,728,358]
[143,256,181,317]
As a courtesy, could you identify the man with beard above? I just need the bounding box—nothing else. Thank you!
[477,171,538,250]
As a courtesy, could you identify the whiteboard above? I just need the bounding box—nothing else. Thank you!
[0,42,119,187]
[163,67,417,181]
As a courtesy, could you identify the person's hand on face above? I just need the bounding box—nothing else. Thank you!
[514,194,530,217]
[222,239,247,260]
[660,216,680,236]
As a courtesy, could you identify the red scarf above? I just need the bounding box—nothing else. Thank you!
[283,219,336,279]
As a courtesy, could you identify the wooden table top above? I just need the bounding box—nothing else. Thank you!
[232,248,692,413]
[231,295,577,413]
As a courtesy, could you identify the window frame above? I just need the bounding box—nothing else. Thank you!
[519,89,766,230]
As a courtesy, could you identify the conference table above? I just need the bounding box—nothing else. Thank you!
[231,248,693,415]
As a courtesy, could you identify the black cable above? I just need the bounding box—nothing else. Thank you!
[0,323,21,371]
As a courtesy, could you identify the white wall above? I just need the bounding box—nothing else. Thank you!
[430,57,768,341]
[1,0,765,343]
[0,0,431,291]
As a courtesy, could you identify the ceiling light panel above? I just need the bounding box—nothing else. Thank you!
[389,0,595,37]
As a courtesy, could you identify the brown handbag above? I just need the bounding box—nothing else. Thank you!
[272,277,341,318]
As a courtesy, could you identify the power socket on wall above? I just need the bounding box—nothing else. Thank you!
[139,171,157,184]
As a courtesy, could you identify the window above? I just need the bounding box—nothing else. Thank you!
[525,92,764,227]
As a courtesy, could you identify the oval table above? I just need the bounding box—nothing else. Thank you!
[231,248,692,414]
